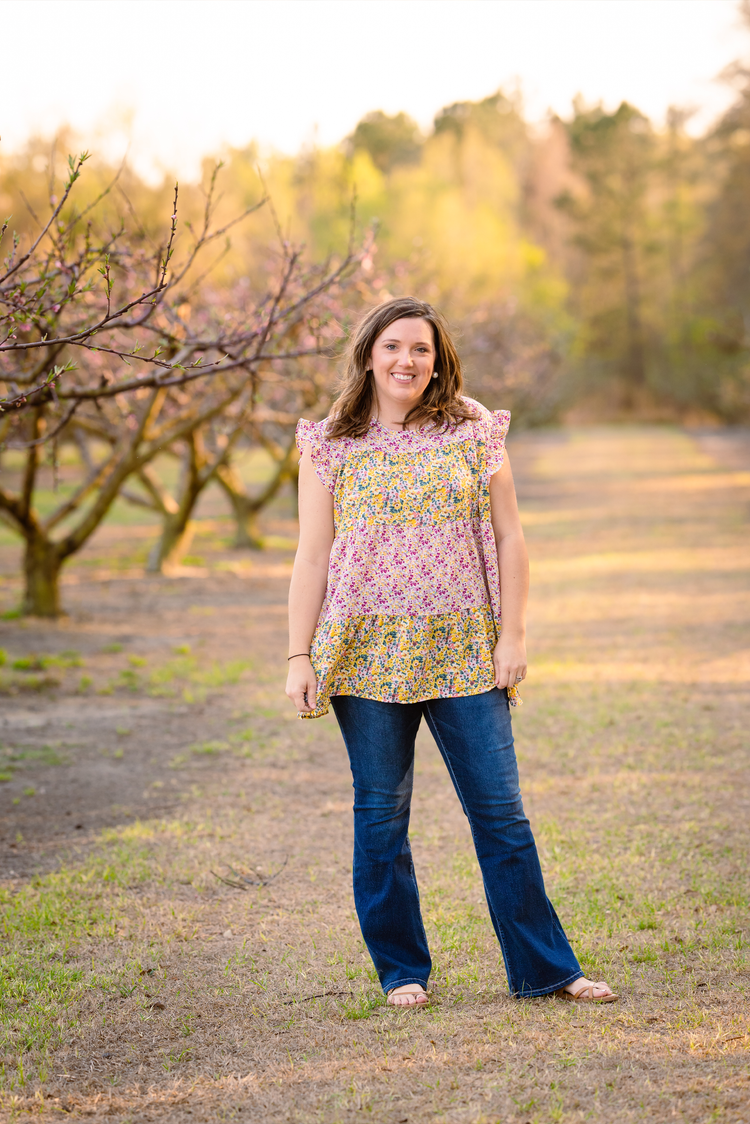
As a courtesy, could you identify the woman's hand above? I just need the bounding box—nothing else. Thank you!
[285,655,317,713]
[492,633,527,693]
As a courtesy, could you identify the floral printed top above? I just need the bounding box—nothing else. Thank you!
[295,398,511,718]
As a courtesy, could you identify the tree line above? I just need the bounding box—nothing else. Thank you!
[322,67,749,424]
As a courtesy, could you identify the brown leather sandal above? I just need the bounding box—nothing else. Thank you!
[555,980,619,1003]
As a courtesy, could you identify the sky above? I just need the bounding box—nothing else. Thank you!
[1,0,746,180]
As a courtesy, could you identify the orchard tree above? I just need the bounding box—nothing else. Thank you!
[0,154,365,613]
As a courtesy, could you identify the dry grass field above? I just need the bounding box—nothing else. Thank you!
[0,425,748,1123]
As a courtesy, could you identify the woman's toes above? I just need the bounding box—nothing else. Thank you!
[388,985,428,1007]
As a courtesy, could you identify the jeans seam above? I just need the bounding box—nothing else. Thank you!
[405,836,431,979]
[424,699,517,996]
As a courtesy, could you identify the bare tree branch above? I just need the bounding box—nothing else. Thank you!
[0,153,89,285]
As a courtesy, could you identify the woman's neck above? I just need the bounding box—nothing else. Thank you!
[373,397,421,432]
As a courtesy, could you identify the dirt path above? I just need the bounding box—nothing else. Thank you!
[0,425,748,1123]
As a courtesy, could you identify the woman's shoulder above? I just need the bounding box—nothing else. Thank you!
[296,415,331,445]
[296,417,349,493]
[457,398,510,476]
[458,397,511,436]
[296,415,350,448]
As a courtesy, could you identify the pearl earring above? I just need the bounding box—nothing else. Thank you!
[432,369,439,379]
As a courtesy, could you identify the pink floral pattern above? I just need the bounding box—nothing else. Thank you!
[295,398,510,717]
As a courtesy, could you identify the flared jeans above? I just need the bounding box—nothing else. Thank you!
[330,687,582,997]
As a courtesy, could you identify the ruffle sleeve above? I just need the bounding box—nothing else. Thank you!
[462,397,510,479]
[295,418,344,494]
[486,409,511,477]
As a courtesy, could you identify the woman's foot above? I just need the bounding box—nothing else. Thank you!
[387,984,430,1008]
[559,977,618,1003]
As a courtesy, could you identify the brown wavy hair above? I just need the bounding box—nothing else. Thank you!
[325,297,476,440]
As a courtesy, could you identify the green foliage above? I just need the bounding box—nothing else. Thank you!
[214,89,571,424]
[253,76,750,423]
[211,76,750,423]
[559,101,656,390]
[346,110,422,173]
[558,88,750,419]
[434,90,528,160]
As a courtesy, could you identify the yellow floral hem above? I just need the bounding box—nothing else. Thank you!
[298,609,501,719]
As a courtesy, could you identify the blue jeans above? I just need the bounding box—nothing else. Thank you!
[330,688,582,997]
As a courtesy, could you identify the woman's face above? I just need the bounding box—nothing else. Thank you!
[368,316,436,417]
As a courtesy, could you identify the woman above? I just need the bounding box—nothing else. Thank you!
[286,297,616,1008]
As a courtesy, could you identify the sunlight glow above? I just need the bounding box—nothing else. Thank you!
[1,0,743,179]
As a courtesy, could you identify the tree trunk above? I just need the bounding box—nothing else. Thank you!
[215,464,265,548]
[621,226,646,406]
[216,441,297,550]
[23,534,63,617]
[146,513,196,574]
[234,507,264,550]
[146,435,205,574]
[228,499,264,550]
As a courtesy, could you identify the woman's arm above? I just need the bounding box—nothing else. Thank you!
[489,450,529,691]
[285,446,335,712]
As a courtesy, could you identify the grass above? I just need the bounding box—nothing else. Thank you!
[0,670,61,694]
[0,745,69,784]
[10,651,82,671]
[0,425,748,1121]
[82,652,254,701]
[0,842,157,1091]
[0,651,82,695]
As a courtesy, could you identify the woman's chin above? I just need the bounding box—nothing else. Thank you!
[386,382,425,403]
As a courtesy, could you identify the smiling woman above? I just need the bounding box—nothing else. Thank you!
[284,296,618,1009]
[324,298,476,440]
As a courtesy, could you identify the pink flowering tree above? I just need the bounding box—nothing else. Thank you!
[0,155,365,613]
